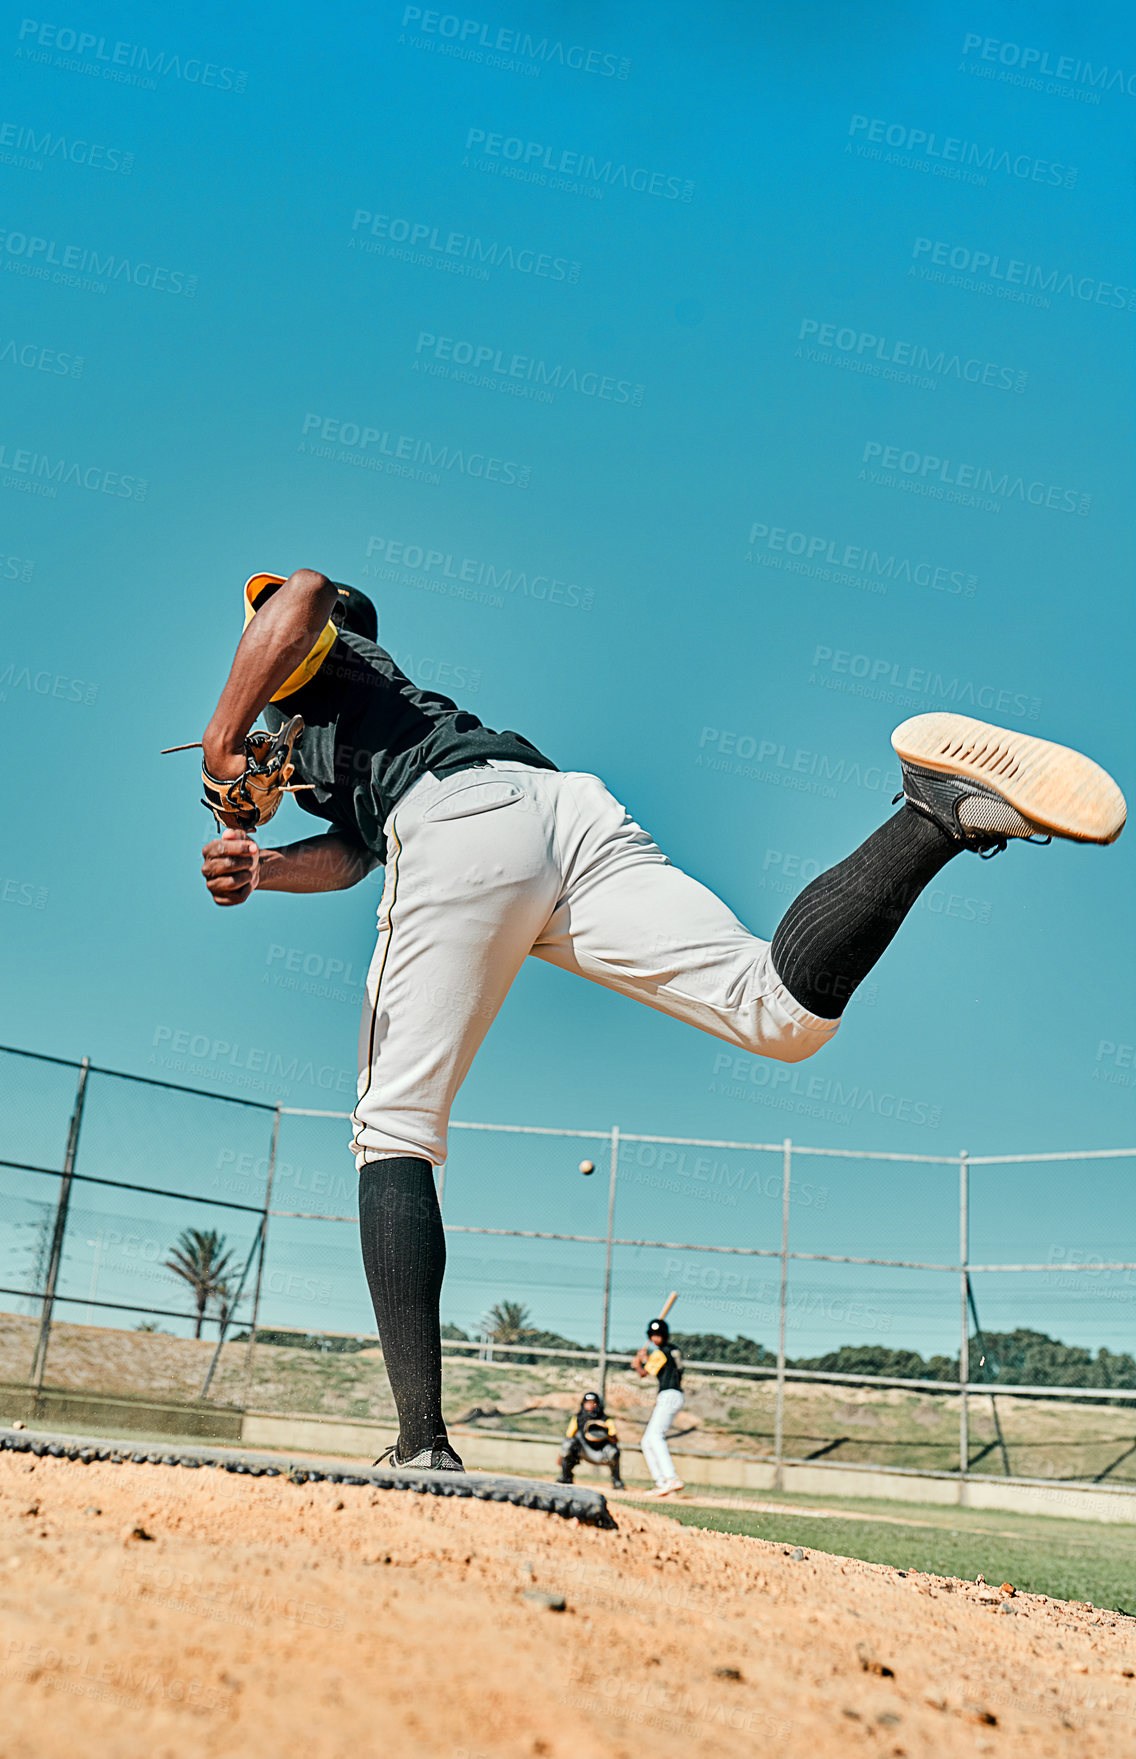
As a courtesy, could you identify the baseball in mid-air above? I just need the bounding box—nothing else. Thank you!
[579,1159,595,1175]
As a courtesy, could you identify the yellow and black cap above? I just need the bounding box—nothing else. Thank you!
[243,572,337,701]
[242,573,377,700]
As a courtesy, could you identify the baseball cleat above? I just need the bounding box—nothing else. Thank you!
[891,713,1126,852]
[374,1439,465,1472]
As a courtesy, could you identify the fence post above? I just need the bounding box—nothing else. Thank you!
[198,1216,265,1399]
[958,1148,970,1493]
[29,1056,90,1394]
[241,1104,280,1414]
[597,1126,619,1395]
[966,1277,1010,1476]
[772,1137,792,1490]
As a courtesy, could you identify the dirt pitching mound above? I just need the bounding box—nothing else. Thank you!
[1,1451,1134,1757]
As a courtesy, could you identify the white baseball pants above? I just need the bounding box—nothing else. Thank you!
[640,1388,685,1486]
[351,763,839,1166]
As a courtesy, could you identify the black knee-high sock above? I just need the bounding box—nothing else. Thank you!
[358,1157,448,1457]
[770,807,961,1019]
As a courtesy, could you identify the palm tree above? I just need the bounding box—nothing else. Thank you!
[485,1300,531,1346]
[165,1228,237,1339]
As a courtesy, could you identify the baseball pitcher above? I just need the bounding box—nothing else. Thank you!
[196,568,1126,1471]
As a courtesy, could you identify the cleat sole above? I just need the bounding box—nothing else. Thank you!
[892,714,1126,844]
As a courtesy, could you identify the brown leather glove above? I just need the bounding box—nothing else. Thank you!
[200,714,307,831]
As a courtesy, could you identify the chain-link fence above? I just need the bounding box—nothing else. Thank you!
[2,1044,1134,1487]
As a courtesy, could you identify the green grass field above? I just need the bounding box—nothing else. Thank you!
[635,1488,1136,1613]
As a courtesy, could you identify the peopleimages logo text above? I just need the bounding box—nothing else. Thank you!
[151,1026,353,1096]
[0,120,133,173]
[711,1053,942,1128]
[414,331,643,404]
[364,535,594,610]
[351,208,579,282]
[798,319,1026,392]
[848,114,1076,186]
[747,523,977,596]
[463,128,693,199]
[809,645,1040,721]
[300,414,530,488]
[911,238,1134,312]
[0,226,196,294]
[400,8,629,77]
[1,335,83,376]
[0,438,146,499]
[696,727,899,798]
[16,19,247,90]
[960,33,1136,99]
[860,441,1090,515]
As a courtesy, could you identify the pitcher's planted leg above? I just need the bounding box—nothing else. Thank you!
[360,1157,463,1472]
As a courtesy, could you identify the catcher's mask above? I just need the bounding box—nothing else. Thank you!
[647,1318,670,1343]
[580,1390,603,1413]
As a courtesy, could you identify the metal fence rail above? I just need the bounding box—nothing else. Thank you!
[1,1044,1134,1489]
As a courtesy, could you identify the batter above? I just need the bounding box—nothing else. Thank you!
[199,568,1127,1470]
[633,1316,685,1496]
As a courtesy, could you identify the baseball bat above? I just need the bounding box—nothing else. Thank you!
[658,1290,678,1321]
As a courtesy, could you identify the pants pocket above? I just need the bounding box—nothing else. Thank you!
[422,779,525,822]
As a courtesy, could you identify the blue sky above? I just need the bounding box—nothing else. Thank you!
[1,0,1133,1358]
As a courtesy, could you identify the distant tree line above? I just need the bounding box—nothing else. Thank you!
[443,1303,589,1365]
[241,1330,371,1353]
[664,1329,1136,1392]
[441,1314,1136,1391]
[240,1305,1136,1395]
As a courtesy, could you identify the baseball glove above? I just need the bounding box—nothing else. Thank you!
[199,714,307,831]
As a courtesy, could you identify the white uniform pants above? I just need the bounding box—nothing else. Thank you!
[640,1388,685,1486]
[352,763,839,1166]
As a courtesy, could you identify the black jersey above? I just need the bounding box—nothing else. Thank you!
[646,1343,683,1393]
[262,629,556,861]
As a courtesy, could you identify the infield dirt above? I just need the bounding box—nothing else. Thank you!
[1,1450,1134,1757]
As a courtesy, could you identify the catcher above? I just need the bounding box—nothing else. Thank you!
[557,1389,624,1489]
[196,567,1125,1472]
